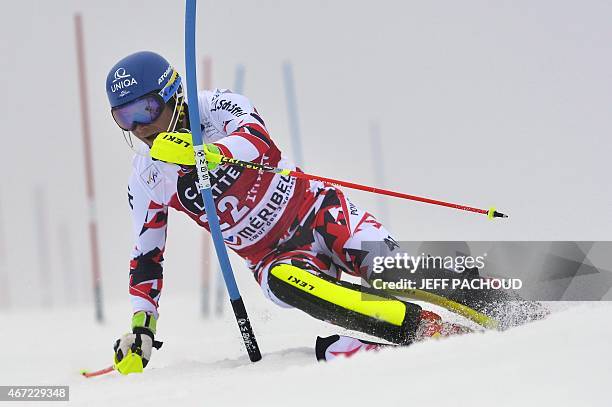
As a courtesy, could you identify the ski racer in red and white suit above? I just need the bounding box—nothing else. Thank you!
[107,52,460,374]
[128,88,395,317]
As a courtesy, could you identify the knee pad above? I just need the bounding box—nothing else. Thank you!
[268,264,421,344]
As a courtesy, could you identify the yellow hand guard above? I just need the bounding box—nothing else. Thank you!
[114,349,144,375]
[112,312,163,375]
[150,131,222,169]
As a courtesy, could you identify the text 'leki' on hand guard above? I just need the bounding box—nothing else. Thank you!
[150,131,221,169]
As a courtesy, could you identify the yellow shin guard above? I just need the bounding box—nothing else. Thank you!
[269,264,421,344]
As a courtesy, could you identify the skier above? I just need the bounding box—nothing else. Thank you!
[106,51,467,373]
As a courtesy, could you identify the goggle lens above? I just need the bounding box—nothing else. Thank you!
[111,94,165,131]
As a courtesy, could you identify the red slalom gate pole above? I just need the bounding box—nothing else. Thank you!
[201,55,212,90]
[74,13,104,322]
[0,193,8,309]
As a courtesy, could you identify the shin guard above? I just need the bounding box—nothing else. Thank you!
[268,264,421,344]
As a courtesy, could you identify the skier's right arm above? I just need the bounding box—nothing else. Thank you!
[113,171,167,375]
[127,171,168,319]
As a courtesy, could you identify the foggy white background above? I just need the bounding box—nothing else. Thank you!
[0,0,611,313]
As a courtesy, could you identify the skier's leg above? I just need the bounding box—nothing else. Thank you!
[260,259,469,345]
[248,184,421,344]
[306,185,398,280]
[264,259,422,345]
[311,191,547,327]
[253,183,465,344]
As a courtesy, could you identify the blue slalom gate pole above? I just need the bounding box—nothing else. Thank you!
[211,63,246,318]
[234,64,245,94]
[185,0,261,362]
[282,62,304,168]
[369,121,390,224]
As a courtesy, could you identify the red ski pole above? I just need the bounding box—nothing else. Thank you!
[81,366,114,378]
[211,155,508,219]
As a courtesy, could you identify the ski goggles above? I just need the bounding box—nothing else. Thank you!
[111,93,166,131]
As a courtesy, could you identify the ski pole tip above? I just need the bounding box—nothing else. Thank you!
[488,207,508,220]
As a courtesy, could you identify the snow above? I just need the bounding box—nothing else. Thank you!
[1,296,609,406]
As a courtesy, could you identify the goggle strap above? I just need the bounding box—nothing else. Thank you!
[166,86,184,133]
[159,72,181,103]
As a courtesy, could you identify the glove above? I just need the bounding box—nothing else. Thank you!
[150,130,222,170]
[113,311,163,375]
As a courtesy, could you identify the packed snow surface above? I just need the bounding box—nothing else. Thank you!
[0,295,609,407]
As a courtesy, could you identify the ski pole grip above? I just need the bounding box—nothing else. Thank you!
[231,297,263,362]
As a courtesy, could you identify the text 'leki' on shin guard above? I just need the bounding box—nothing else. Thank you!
[268,264,422,344]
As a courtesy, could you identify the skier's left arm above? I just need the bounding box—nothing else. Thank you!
[151,92,272,166]
[208,92,272,161]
